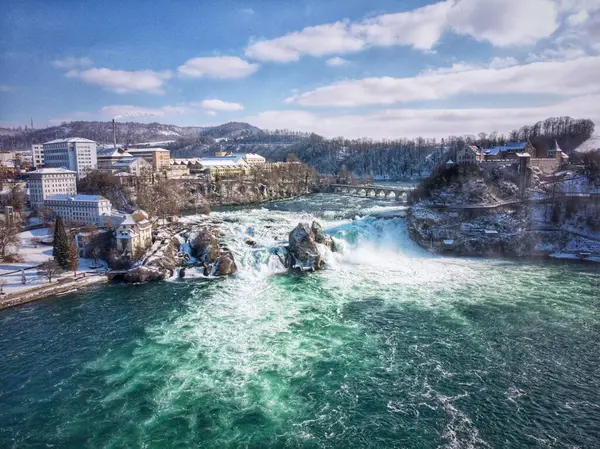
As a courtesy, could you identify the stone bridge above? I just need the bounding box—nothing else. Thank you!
[330,184,416,201]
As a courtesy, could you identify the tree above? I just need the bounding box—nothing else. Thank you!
[53,216,70,269]
[65,242,79,276]
[37,259,62,283]
[0,220,21,260]
[9,185,25,212]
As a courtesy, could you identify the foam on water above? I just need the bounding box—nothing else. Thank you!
[1,193,599,448]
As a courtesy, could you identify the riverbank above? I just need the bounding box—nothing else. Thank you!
[2,192,599,448]
[0,273,107,310]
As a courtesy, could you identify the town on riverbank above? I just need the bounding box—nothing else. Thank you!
[1,117,599,308]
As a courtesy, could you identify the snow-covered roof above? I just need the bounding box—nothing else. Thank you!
[97,147,132,157]
[128,147,169,153]
[28,167,77,175]
[46,194,108,202]
[44,137,96,144]
[112,157,145,167]
[486,142,529,155]
[199,158,242,167]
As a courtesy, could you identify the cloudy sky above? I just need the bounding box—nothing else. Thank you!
[0,0,599,138]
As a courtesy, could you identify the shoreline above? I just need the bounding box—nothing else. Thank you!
[0,274,108,311]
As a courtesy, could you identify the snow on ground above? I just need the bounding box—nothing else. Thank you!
[574,135,600,153]
[0,227,106,295]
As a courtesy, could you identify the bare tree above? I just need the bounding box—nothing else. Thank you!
[0,278,5,295]
[30,236,42,248]
[0,220,21,260]
[37,260,62,283]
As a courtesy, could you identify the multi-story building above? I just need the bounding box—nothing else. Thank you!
[111,157,152,177]
[126,148,170,171]
[27,167,77,209]
[232,153,266,165]
[32,144,44,168]
[43,137,97,178]
[44,194,112,226]
[97,147,132,169]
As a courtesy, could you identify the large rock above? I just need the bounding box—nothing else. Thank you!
[311,220,335,252]
[191,228,220,263]
[124,266,168,283]
[288,223,323,271]
[214,253,237,276]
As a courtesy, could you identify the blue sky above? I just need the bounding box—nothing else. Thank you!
[1,0,599,138]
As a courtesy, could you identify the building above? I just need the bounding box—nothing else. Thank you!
[126,148,170,171]
[115,210,152,255]
[32,144,44,168]
[97,147,132,169]
[198,157,248,177]
[231,153,266,165]
[111,157,152,176]
[44,194,112,226]
[43,138,97,178]
[456,145,480,164]
[482,141,536,160]
[27,167,77,209]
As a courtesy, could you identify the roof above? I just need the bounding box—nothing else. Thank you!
[516,152,531,158]
[112,157,145,167]
[44,138,96,144]
[46,194,108,202]
[199,158,241,167]
[486,142,529,155]
[97,147,132,157]
[28,167,77,175]
[128,148,170,153]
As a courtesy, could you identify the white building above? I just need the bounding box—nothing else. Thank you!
[44,194,112,226]
[115,210,153,255]
[97,147,132,169]
[232,153,266,165]
[27,167,77,209]
[111,157,152,176]
[32,144,44,168]
[43,137,97,178]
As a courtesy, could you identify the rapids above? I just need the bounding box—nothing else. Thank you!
[1,193,599,448]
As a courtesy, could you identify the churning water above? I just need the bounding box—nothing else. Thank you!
[1,194,599,448]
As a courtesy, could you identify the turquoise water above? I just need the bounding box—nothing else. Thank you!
[1,194,599,448]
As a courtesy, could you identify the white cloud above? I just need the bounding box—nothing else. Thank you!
[205,110,218,116]
[52,57,93,69]
[527,44,588,62]
[245,94,600,139]
[567,9,590,25]
[449,0,559,47]
[245,0,559,62]
[177,56,259,79]
[100,104,187,119]
[67,68,172,94]
[326,57,349,66]
[195,99,244,111]
[286,56,600,107]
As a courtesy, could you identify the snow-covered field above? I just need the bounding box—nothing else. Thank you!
[0,228,106,295]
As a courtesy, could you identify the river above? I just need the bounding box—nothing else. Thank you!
[1,193,599,448]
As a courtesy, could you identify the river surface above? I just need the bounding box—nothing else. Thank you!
[1,194,599,448]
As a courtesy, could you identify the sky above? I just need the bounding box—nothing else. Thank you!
[0,0,599,139]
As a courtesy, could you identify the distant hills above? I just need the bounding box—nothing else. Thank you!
[0,121,261,150]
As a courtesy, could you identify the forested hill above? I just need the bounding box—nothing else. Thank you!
[215,117,596,179]
[0,121,260,150]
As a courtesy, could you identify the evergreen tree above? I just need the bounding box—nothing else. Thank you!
[53,216,70,269]
[66,242,79,276]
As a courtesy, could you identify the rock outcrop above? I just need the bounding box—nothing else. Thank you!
[287,221,335,271]
[190,227,238,276]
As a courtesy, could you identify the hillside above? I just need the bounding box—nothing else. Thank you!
[0,121,261,150]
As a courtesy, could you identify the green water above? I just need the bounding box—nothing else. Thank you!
[1,194,599,448]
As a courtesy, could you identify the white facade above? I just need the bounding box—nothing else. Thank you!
[43,138,98,178]
[32,144,44,168]
[27,168,77,209]
[45,194,112,226]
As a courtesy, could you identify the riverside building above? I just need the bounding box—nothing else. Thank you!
[27,167,77,209]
